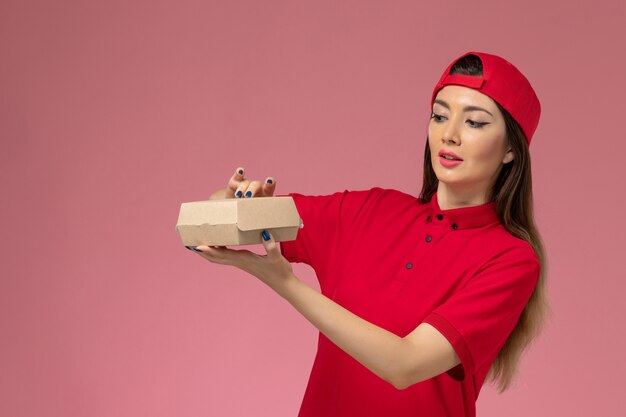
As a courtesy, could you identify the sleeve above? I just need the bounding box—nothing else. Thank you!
[421,245,540,382]
[275,188,381,273]
[275,191,346,271]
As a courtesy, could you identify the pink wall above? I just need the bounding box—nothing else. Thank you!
[2,0,625,415]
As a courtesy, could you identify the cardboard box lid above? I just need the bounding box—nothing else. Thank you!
[235,196,300,230]
[176,196,301,232]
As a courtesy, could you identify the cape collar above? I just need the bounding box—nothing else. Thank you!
[424,192,500,230]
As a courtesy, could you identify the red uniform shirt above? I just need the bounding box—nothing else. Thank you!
[277,187,539,417]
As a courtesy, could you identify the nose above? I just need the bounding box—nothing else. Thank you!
[441,122,461,145]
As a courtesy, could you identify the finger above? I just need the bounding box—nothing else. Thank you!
[234,179,251,198]
[192,245,232,265]
[194,244,258,266]
[261,177,276,197]
[244,180,263,197]
[260,230,279,259]
[227,167,246,197]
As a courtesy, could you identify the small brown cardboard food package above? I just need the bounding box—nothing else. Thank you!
[175,196,303,247]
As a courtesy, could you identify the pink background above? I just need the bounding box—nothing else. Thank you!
[2,0,625,416]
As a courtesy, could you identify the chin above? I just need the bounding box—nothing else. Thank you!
[434,171,470,188]
[432,166,457,181]
[437,178,464,187]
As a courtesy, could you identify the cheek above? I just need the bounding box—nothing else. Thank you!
[472,142,503,175]
[468,134,507,164]
[472,144,497,162]
[428,137,440,165]
[427,124,440,152]
[427,126,434,145]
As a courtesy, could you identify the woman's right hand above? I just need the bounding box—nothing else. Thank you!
[225,166,276,199]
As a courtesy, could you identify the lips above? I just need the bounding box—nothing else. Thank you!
[438,150,463,161]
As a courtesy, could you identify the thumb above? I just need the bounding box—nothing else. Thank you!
[260,229,279,258]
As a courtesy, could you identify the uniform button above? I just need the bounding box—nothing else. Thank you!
[436,214,444,221]
[406,262,413,269]
[425,235,432,242]
[426,215,431,222]
[452,223,458,230]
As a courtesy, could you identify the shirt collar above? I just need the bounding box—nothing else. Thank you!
[424,192,499,230]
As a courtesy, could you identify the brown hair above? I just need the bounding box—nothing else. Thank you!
[420,54,551,393]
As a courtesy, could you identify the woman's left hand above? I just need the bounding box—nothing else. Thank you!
[187,230,296,291]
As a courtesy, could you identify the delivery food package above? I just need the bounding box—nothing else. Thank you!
[175,196,302,247]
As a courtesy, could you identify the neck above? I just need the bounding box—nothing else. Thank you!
[436,182,492,210]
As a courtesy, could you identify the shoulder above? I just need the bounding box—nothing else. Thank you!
[458,222,540,279]
[463,218,536,257]
[284,187,419,232]
[345,186,418,206]
[280,186,415,202]
[339,187,419,217]
[473,228,540,286]
[492,226,538,262]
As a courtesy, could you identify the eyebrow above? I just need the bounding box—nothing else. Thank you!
[433,99,494,117]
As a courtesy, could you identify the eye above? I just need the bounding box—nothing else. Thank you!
[430,113,445,122]
[467,119,489,129]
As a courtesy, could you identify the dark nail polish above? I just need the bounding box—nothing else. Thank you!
[193,247,203,252]
[245,191,252,197]
[236,190,243,197]
[267,179,273,184]
[185,246,192,250]
[238,169,243,175]
[262,230,270,241]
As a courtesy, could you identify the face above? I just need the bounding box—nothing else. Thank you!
[428,85,512,195]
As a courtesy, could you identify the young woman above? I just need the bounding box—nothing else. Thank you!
[190,51,549,417]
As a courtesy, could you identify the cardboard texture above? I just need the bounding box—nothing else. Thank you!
[176,196,302,247]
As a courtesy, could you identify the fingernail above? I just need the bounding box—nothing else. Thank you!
[193,247,203,252]
[185,246,192,250]
[245,191,252,197]
[236,190,243,198]
[238,169,244,175]
[266,179,273,184]
[262,230,270,241]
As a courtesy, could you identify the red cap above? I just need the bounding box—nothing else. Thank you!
[431,51,541,145]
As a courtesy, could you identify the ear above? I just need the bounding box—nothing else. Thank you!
[502,148,514,164]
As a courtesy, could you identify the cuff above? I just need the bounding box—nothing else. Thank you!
[422,311,474,381]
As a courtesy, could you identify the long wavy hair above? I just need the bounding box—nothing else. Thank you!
[419,54,551,393]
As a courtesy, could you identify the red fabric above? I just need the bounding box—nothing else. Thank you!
[276,187,540,417]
